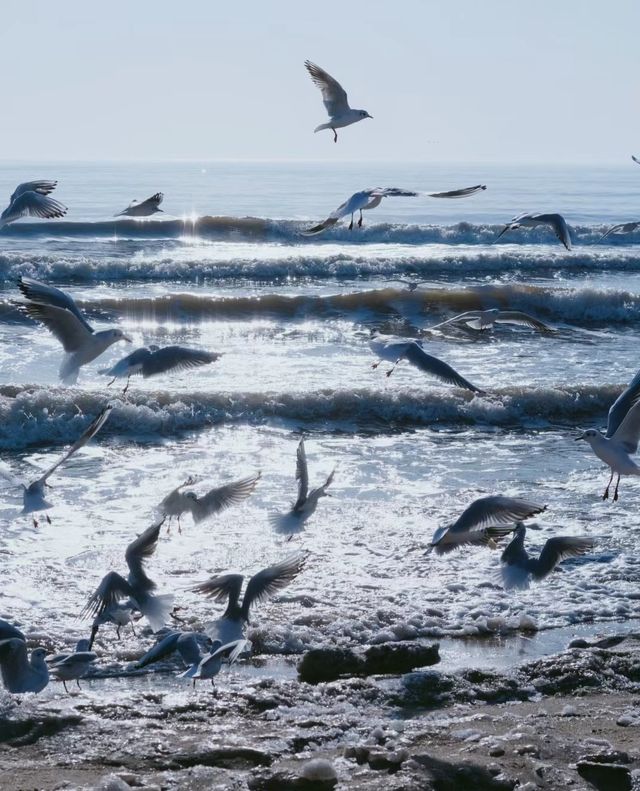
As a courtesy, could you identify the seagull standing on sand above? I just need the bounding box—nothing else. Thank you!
[495,212,572,250]
[159,472,261,532]
[0,181,67,228]
[370,332,481,392]
[428,308,554,334]
[500,524,596,590]
[82,518,174,648]
[46,639,97,692]
[576,368,640,501]
[429,496,547,554]
[0,639,49,694]
[305,60,372,142]
[303,185,486,234]
[21,405,112,527]
[19,277,132,384]
[192,552,307,644]
[116,193,164,217]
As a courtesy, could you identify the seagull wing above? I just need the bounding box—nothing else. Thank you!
[10,181,57,201]
[241,551,307,620]
[80,571,135,620]
[138,192,163,210]
[424,184,487,199]
[190,473,261,523]
[23,303,93,352]
[494,311,554,332]
[532,213,571,250]
[427,311,481,331]
[533,536,596,580]
[211,638,251,664]
[293,439,309,510]
[18,277,93,332]
[125,518,164,591]
[632,155,640,165]
[611,399,640,454]
[404,342,480,392]
[304,60,349,116]
[142,346,221,377]
[302,191,371,235]
[191,573,244,607]
[606,368,640,439]
[99,347,152,378]
[134,631,181,669]
[450,496,547,535]
[2,192,67,223]
[38,405,112,484]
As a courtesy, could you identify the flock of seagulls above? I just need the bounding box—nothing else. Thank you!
[1,59,637,697]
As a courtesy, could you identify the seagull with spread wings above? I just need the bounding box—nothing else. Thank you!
[596,221,640,243]
[304,60,372,142]
[21,405,112,527]
[81,518,173,648]
[428,308,555,334]
[192,552,307,644]
[0,639,49,694]
[576,367,640,501]
[428,495,547,554]
[303,185,486,234]
[180,638,250,689]
[386,278,430,292]
[289,438,335,520]
[370,332,481,392]
[500,524,596,590]
[0,181,67,228]
[159,472,260,532]
[116,192,164,217]
[495,212,572,250]
[18,277,132,384]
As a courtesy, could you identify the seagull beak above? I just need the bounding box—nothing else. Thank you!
[575,432,586,441]
[122,334,133,343]
[366,113,374,119]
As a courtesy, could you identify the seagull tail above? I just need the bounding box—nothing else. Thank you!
[141,594,174,632]
[301,218,339,236]
[313,123,332,134]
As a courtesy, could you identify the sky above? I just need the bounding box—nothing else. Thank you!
[1,0,639,163]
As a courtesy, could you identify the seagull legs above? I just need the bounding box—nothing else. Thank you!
[63,680,70,693]
[76,679,82,690]
[358,210,363,228]
[613,474,621,502]
[348,214,354,231]
[602,469,614,500]
[386,358,403,377]
[332,128,337,143]
[32,516,38,528]
[121,376,132,397]
[371,362,380,369]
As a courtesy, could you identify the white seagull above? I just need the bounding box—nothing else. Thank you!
[192,552,308,644]
[428,308,555,334]
[303,185,486,234]
[0,639,49,694]
[305,60,372,142]
[500,524,596,590]
[82,518,174,647]
[46,639,97,692]
[370,332,481,392]
[179,638,250,689]
[116,192,164,217]
[596,221,640,243]
[495,212,572,250]
[429,496,547,555]
[19,277,132,384]
[21,405,112,526]
[159,472,261,532]
[0,181,67,228]
[289,438,335,520]
[576,368,640,501]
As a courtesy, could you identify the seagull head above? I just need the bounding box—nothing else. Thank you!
[575,429,599,443]
[358,110,373,120]
[110,329,133,344]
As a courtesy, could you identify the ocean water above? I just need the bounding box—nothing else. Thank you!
[1,161,639,675]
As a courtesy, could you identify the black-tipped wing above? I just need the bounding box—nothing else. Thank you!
[241,552,307,619]
[11,180,57,201]
[191,573,244,607]
[134,631,181,669]
[2,192,66,223]
[142,346,221,378]
[304,60,349,117]
[425,184,487,199]
[452,496,546,534]
[125,518,165,590]
[18,277,93,332]
[533,536,596,580]
[190,473,260,523]
[404,342,480,392]
[22,303,92,352]
[80,571,135,620]
[494,311,554,332]
[293,439,309,510]
[607,368,640,439]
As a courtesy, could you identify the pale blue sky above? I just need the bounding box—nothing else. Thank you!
[1,0,638,163]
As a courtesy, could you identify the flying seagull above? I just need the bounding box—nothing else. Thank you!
[305,60,372,142]
[369,332,481,392]
[81,518,174,648]
[632,155,640,166]
[288,438,334,520]
[500,524,596,590]
[18,277,132,384]
[116,192,164,217]
[160,472,261,532]
[386,279,430,292]
[303,185,486,234]
[495,212,572,250]
[46,639,97,692]
[429,495,547,554]
[21,405,112,526]
[0,181,67,228]
[133,630,213,673]
[576,367,640,501]
[100,345,222,394]
[596,221,640,243]
[0,639,49,694]
[428,308,555,334]
[192,552,308,644]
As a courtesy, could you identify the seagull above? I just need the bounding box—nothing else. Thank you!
[18,277,132,384]
[575,367,640,501]
[0,619,25,642]
[632,155,640,166]
[369,332,481,392]
[596,221,640,243]
[304,60,372,142]
[160,472,261,532]
[81,518,174,648]
[116,192,164,217]
[192,552,307,644]
[428,309,555,334]
[386,279,430,292]
[429,496,548,554]
[46,639,97,692]
[0,181,67,228]
[21,405,112,527]
[500,524,596,590]
[100,345,222,395]
[133,630,213,673]
[0,639,49,694]
[495,212,572,250]
[181,638,250,689]
[303,185,486,234]
[286,438,334,522]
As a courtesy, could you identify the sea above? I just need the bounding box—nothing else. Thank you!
[1,161,639,681]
